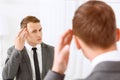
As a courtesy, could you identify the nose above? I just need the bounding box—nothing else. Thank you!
[37,31,41,36]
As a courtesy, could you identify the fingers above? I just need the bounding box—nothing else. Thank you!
[52,29,73,74]
[57,29,73,52]
[17,28,27,39]
[14,28,28,51]
[60,45,70,65]
[17,28,24,37]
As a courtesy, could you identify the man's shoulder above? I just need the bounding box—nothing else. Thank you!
[7,45,17,55]
[8,45,15,50]
[41,42,54,48]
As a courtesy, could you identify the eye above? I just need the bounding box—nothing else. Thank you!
[32,30,37,33]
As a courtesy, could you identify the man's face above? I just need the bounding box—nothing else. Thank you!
[26,22,42,46]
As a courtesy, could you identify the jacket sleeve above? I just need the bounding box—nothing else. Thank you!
[2,46,22,80]
[44,70,65,80]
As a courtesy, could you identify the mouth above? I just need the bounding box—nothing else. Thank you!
[37,38,41,41]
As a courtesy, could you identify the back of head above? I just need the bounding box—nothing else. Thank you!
[20,16,40,28]
[73,1,116,49]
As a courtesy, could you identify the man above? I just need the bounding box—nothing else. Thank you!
[44,1,120,80]
[2,16,54,80]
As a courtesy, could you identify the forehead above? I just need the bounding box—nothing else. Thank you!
[27,22,42,30]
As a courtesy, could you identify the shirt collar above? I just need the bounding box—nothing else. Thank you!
[91,50,120,69]
[25,42,41,52]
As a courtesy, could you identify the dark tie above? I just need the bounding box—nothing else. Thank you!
[32,48,41,80]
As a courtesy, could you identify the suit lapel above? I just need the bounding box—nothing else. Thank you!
[21,47,33,79]
[41,43,48,78]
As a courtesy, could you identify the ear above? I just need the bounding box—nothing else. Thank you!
[74,36,81,49]
[116,28,120,42]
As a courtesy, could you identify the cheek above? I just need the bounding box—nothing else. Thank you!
[27,35,35,40]
[40,33,42,37]
[39,32,42,36]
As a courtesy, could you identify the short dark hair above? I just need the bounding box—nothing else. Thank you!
[20,16,40,28]
[73,1,116,49]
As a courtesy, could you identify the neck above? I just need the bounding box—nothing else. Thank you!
[26,41,37,47]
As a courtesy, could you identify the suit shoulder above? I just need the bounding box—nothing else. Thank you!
[42,42,54,49]
[7,45,15,55]
[8,45,15,51]
[8,45,15,49]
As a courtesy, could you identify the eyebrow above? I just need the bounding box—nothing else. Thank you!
[40,27,42,30]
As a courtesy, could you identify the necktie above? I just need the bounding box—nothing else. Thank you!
[32,48,41,80]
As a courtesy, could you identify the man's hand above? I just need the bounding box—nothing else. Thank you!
[15,28,28,51]
[52,29,73,74]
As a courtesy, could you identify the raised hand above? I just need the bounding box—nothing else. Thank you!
[15,28,28,51]
[52,29,73,74]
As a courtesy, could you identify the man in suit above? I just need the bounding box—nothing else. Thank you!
[2,16,54,80]
[44,1,120,80]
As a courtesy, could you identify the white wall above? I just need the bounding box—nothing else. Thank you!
[0,0,120,80]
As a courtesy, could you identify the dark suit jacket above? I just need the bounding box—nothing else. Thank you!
[2,42,54,80]
[44,61,120,80]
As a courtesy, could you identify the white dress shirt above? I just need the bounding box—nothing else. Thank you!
[25,42,42,80]
[91,50,120,70]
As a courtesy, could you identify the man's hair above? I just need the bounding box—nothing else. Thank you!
[20,16,40,28]
[73,1,116,49]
